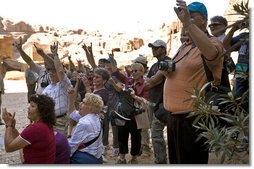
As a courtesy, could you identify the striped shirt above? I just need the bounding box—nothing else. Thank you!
[42,75,71,117]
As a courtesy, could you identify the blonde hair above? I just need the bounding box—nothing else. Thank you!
[83,93,104,113]
[131,63,144,73]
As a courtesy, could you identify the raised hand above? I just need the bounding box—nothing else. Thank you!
[82,43,93,56]
[34,44,46,56]
[67,86,75,95]
[76,59,83,64]
[174,0,191,26]
[108,50,114,58]
[80,75,89,86]
[2,108,16,127]
[82,42,97,69]
[107,77,115,85]
[50,42,59,55]
[13,37,23,50]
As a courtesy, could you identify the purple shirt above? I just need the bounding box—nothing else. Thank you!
[55,132,70,164]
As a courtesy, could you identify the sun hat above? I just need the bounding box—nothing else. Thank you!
[132,55,148,65]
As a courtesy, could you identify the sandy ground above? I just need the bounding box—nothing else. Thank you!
[0,79,236,165]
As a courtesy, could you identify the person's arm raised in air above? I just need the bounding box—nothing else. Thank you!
[13,37,40,73]
[50,42,65,81]
[77,59,86,73]
[82,43,97,69]
[34,44,54,65]
[80,75,92,93]
[68,56,76,71]
[107,77,123,92]
[67,86,78,138]
[109,51,129,85]
[223,18,248,50]
[174,0,222,60]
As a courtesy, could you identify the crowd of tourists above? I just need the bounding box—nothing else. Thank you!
[0,0,249,164]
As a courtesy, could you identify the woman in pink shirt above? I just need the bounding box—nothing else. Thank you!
[2,94,56,164]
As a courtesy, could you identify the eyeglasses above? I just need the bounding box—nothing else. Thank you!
[208,23,223,28]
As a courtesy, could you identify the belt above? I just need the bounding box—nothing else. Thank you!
[171,111,191,116]
[56,113,67,118]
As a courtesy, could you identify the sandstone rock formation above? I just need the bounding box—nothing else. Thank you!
[1,0,239,73]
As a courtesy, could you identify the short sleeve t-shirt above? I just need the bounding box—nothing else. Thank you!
[55,131,71,164]
[20,120,56,164]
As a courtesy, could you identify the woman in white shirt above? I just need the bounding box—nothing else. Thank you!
[68,92,104,164]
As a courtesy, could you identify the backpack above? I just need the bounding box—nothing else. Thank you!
[110,89,144,126]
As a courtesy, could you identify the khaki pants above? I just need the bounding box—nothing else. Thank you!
[151,114,167,164]
[54,114,68,136]
[0,93,3,124]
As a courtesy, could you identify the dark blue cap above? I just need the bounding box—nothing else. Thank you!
[187,2,208,18]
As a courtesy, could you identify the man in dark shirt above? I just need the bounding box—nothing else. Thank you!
[144,39,169,164]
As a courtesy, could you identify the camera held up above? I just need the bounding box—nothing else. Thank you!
[158,60,176,72]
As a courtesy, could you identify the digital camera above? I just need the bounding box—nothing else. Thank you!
[158,60,176,72]
[40,81,49,88]
[79,73,86,78]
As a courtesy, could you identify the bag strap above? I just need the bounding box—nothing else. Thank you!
[201,55,214,82]
[83,126,102,147]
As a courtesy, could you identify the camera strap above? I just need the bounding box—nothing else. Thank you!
[201,55,214,82]
[173,31,212,64]
[172,43,196,64]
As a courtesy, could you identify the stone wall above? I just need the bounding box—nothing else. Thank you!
[0,35,13,59]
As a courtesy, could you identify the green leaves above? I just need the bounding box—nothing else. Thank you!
[188,83,249,163]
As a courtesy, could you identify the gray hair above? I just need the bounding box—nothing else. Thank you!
[210,16,228,27]
[93,67,110,81]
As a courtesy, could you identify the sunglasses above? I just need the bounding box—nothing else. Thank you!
[131,70,139,73]
[208,23,223,28]
[152,47,161,50]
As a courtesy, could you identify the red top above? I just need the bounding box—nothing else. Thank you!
[20,120,56,164]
